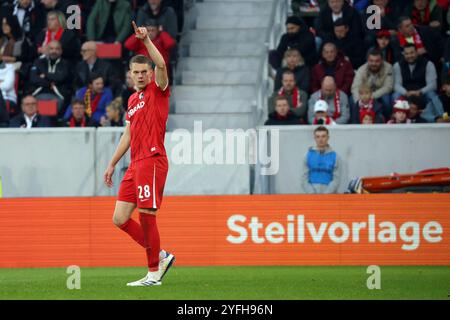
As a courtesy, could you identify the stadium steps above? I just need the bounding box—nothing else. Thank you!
[171,0,273,130]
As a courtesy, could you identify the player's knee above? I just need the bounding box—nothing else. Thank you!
[112,214,127,227]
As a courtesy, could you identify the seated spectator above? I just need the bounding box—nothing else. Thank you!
[35,10,81,63]
[301,126,341,194]
[9,95,52,128]
[121,70,135,109]
[100,97,125,127]
[350,84,384,123]
[310,42,354,95]
[387,99,411,124]
[269,70,308,121]
[64,73,113,124]
[74,41,117,94]
[12,0,46,41]
[422,75,450,123]
[0,15,36,65]
[351,48,393,119]
[359,108,376,124]
[407,0,444,30]
[326,18,364,68]
[392,16,442,64]
[308,76,350,124]
[0,91,9,127]
[291,0,326,17]
[29,40,71,114]
[40,0,78,16]
[369,30,396,65]
[311,99,337,125]
[86,0,132,44]
[393,44,438,106]
[125,18,176,66]
[265,96,301,126]
[0,60,18,117]
[136,0,178,39]
[64,99,97,127]
[407,96,427,123]
[269,16,318,69]
[316,0,364,41]
[274,48,310,93]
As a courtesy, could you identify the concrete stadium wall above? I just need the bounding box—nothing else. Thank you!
[260,124,450,194]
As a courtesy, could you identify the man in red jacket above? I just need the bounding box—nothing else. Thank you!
[125,18,176,66]
[310,42,354,96]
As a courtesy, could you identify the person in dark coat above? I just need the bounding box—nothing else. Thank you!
[269,16,318,69]
[274,48,310,93]
[9,95,52,128]
[265,96,301,126]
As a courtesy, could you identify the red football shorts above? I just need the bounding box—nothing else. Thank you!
[118,155,169,209]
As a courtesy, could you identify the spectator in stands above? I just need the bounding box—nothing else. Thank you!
[291,0,326,18]
[40,0,78,16]
[393,44,438,105]
[326,18,364,68]
[309,76,350,124]
[362,0,401,47]
[269,70,308,121]
[125,18,176,66]
[9,94,52,128]
[64,73,113,124]
[359,108,376,124]
[0,15,36,65]
[64,99,97,127]
[310,42,354,95]
[0,60,18,117]
[274,48,310,93]
[11,0,46,41]
[121,69,135,109]
[269,16,318,69]
[407,96,427,123]
[316,0,364,42]
[35,10,81,62]
[301,125,341,194]
[406,0,444,30]
[311,99,337,125]
[29,40,71,114]
[352,48,393,119]
[422,75,450,123]
[351,84,384,123]
[0,91,9,127]
[100,97,125,127]
[370,29,396,65]
[86,0,132,44]
[265,96,301,126]
[387,99,411,124]
[74,41,117,94]
[136,0,178,39]
[392,16,442,64]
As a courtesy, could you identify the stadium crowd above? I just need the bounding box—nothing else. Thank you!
[266,0,450,126]
[0,0,182,128]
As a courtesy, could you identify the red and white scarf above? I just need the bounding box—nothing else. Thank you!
[320,90,341,120]
[278,87,301,109]
[42,27,63,47]
[358,99,374,110]
[69,116,86,127]
[397,28,425,50]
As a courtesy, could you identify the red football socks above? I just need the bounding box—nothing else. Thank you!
[139,213,161,272]
[119,219,145,248]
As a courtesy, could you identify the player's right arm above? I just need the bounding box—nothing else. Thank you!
[103,123,131,188]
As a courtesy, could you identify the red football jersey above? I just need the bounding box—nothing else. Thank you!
[126,80,170,162]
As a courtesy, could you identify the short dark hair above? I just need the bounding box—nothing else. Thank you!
[407,96,424,109]
[274,96,289,105]
[314,126,329,135]
[89,72,103,84]
[367,48,382,58]
[397,16,411,29]
[333,18,347,28]
[129,54,153,68]
[403,43,417,52]
[71,99,85,107]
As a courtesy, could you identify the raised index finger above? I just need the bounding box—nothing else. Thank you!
[132,21,139,33]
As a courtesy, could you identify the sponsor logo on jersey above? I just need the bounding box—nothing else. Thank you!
[128,101,145,118]
[139,92,144,100]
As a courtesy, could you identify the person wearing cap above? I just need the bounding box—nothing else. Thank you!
[311,99,336,125]
[269,15,318,69]
[125,18,176,67]
[387,99,412,124]
[301,125,342,194]
[308,76,350,124]
[359,108,376,124]
[370,29,396,65]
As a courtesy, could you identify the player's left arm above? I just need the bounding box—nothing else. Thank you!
[132,21,168,90]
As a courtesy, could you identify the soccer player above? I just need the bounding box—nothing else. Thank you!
[103,21,174,286]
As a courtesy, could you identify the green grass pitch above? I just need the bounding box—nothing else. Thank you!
[0,266,449,300]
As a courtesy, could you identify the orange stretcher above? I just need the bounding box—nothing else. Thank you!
[359,168,450,193]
